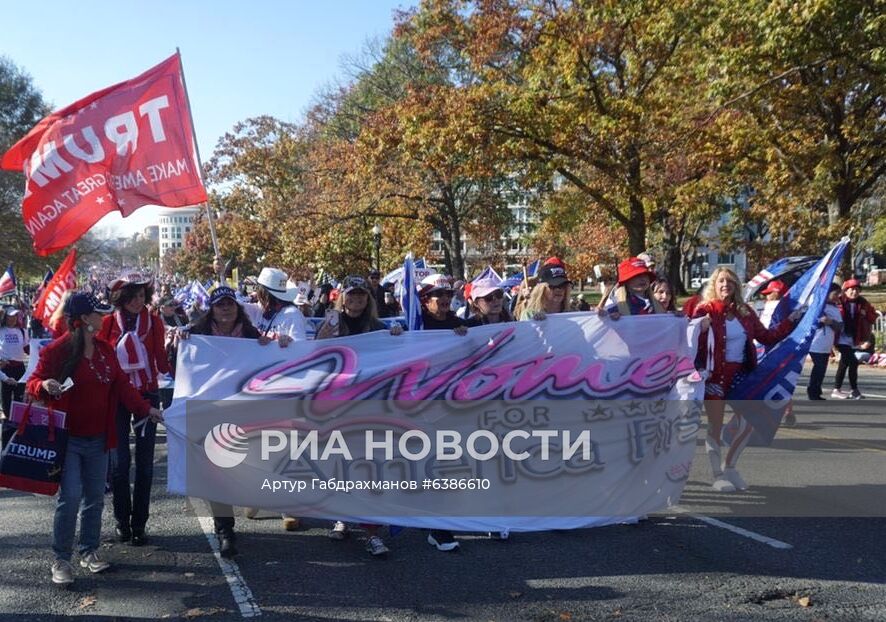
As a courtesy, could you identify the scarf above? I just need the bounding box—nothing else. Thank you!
[211,321,243,338]
[114,308,153,390]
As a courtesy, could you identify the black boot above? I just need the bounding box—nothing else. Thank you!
[219,532,238,559]
[115,524,132,543]
[130,529,148,546]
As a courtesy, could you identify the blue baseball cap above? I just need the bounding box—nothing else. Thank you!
[64,293,113,317]
[209,286,238,306]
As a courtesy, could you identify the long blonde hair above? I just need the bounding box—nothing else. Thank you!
[522,282,570,318]
[702,267,751,316]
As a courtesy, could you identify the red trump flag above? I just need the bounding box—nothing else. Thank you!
[33,249,78,323]
[1,53,207,256]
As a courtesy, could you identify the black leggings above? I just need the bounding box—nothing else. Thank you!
[834,344,859,392]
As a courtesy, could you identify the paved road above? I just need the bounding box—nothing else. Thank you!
[1,364,884,621]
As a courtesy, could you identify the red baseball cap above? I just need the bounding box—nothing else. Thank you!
[760,280,787,296]
[617,257,656,286]
[841,278,861,290]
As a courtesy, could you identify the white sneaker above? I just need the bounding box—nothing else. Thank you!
[79,550,110,574]
[365,535,389,556]
[705,435,723,479]
[712,476,736,493]
[831,389,849,399]
[723,467,748,491]
[327,521,349,540]
[51,560,74,585]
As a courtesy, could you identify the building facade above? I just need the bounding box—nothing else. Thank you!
[157,207,199,258]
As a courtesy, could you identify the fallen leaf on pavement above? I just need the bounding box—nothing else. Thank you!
[78,596,96,610]
[508,591,523,599]
[559,613,572,621]
[183,607,224,619]
[796,596,811,607]
[184,572,195,577]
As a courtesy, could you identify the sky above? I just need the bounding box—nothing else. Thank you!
[4,0,415,236]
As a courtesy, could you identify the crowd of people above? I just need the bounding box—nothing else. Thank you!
[0,254,882,585]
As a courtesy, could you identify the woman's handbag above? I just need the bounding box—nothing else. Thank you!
[0,401,68,495]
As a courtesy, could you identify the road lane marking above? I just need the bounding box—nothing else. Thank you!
[192,500,262,618]
[777,428,886,454]
[795,384,886,399]
[671,507,793,550]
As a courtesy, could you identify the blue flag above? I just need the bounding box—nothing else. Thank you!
[743,255,819,301]
[400,253,423,331]
[726,237,849,445]
[500,259,541,289]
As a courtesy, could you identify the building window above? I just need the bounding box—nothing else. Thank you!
[718,252,735,265]
[185,227,191,233]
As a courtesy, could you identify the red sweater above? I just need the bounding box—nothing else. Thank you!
[98,308,170,393]
[26,334,151,450]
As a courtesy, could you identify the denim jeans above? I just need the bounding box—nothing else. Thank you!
[53,435,108,561]
[111,392,159,532]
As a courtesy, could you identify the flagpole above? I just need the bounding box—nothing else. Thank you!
[176,47,222,281]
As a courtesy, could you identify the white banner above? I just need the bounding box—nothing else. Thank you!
[165,314,704,531]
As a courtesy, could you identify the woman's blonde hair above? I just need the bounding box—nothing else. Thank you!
[523,282,570,318]
[702,267,750,315]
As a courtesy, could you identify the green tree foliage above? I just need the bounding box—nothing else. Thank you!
[0,57,52,279]
[709,0,886,265]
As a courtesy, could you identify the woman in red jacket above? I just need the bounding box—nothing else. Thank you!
[693,267,799,493]
[98,273,170,546]
[27,293,163,585]
[832,279,878,399]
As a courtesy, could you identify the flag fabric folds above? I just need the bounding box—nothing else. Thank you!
[727,237,850,444]
[743,256,819,301]
[0,53,207,256]
[33,250,78,321]
[0,264,16,297]
[400,253,423,331]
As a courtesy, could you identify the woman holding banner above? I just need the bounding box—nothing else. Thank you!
[315,275,402,557]
[693,267,800,493]
[178,286,266,558]
[26,293,162,585]
[520,261,572,320]
[245,267,307,531]
[417,275,470,551]
[98,273,170,546]
[465,278,513,326]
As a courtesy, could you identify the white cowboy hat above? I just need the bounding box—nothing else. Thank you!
[257,267,299,302]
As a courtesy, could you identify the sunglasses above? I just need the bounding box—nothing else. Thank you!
[480,291,504,302]
[431,291,453,299]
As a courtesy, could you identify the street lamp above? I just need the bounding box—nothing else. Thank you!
[372,224,382,272]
